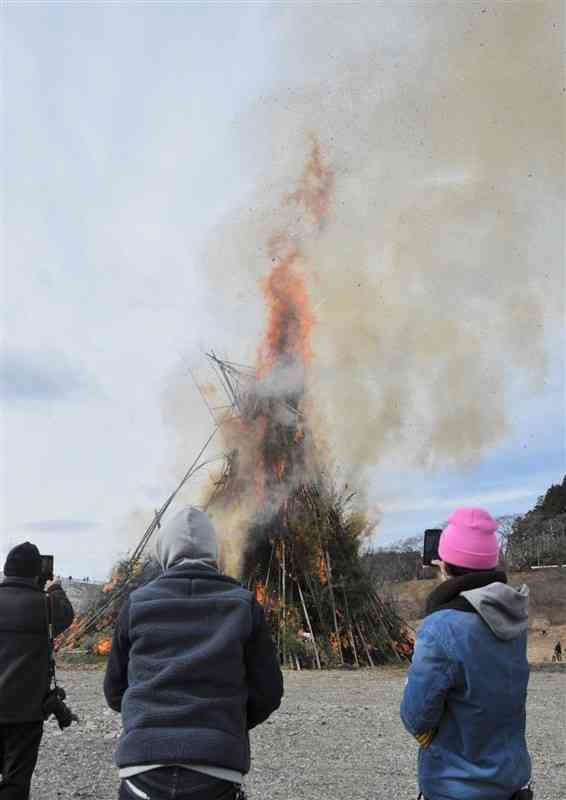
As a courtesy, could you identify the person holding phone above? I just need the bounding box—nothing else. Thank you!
[400,507,533,800]
[0,542,75,799]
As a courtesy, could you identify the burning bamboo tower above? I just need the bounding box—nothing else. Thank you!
[201,141,413,667]
[59,139,413,667]
[204,351,413,668]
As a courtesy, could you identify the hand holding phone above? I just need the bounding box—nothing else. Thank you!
[423,529,442,566]
[39,555,54,587]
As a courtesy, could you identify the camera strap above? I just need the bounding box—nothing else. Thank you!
[44,593,58,690]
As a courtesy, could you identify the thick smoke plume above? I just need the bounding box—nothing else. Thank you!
[200,3,563,481]
[161,5,563,571]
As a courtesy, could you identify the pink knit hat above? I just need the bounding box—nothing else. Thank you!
[439,507,499,570]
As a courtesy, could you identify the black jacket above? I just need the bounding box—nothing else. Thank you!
[104,564,283,773]
[0,578,75,723]
[425,570,508,616]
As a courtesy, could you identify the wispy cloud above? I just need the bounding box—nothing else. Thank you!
[383,486,542,516]
[20,520,99,533]
[0,350,92,404]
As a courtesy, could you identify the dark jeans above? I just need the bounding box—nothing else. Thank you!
[0,722,44,800]
[419,792,533,800]
[119,767,238,800]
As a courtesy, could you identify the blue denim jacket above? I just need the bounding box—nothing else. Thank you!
[400,578,531,800]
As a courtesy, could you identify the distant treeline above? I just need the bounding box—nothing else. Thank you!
[366,475,566,583]
[504,476,566,570]
[364,537,425,584]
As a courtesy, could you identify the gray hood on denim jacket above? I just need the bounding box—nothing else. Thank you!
[461,581,529,640]
[154,506,218,571]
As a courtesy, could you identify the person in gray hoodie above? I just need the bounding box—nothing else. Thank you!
[400,507,532,800]
[104,506,283,800]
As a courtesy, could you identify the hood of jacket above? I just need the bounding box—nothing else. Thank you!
[462,581,529,641]
[154,506,219,572]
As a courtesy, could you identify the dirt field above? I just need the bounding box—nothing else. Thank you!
[387,568,566,665]
[31,667,565,800]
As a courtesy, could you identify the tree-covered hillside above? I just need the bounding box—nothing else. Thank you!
[507,476,566,569]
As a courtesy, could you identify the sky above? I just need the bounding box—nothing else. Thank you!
[1,2,564,579]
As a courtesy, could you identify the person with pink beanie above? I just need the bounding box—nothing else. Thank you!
[438,506,501,571]
[401,507,532,800]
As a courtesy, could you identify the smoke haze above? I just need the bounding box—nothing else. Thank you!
[195,3,563,482]
[157,4,565,572]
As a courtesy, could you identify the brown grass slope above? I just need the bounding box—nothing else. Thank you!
[385,568,566,664]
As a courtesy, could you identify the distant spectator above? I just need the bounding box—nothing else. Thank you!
[553,641,562,662]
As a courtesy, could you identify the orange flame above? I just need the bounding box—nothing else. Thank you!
[317,549,328,585]
[257,137,332,376]
[255,581,268,605]
[286,135,334,228]
[257,236,314,376]
[397,641,413,657]
[54,613,86,651]
[103,575,119,594]
[93,637,112,656]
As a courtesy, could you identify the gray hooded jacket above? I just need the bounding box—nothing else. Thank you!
[104,506,283,776]
[154,506,219,572]
[462,581,529,641]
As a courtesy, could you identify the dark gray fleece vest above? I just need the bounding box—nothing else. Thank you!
[115,566,254,772]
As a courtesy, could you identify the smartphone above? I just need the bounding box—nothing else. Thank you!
[40,554,54,582]
[422,529,442,566]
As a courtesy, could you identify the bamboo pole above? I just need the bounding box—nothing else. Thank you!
[281,539,287,666]
[131,425,221,563]
[325,550,344,665]
[348,627,360,668]
[265,542,275,593]
[371,595,402,662]
[297,581,322,670]
[60,423,224,652]
[355,622,375,668]
[304,573,325,629]
[188,367,218,424]
[342,588,360,668]
[59,559,155,650]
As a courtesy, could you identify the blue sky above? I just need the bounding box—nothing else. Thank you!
[1,3,564,579]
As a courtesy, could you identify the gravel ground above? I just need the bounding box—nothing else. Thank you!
[31,668,565,800]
